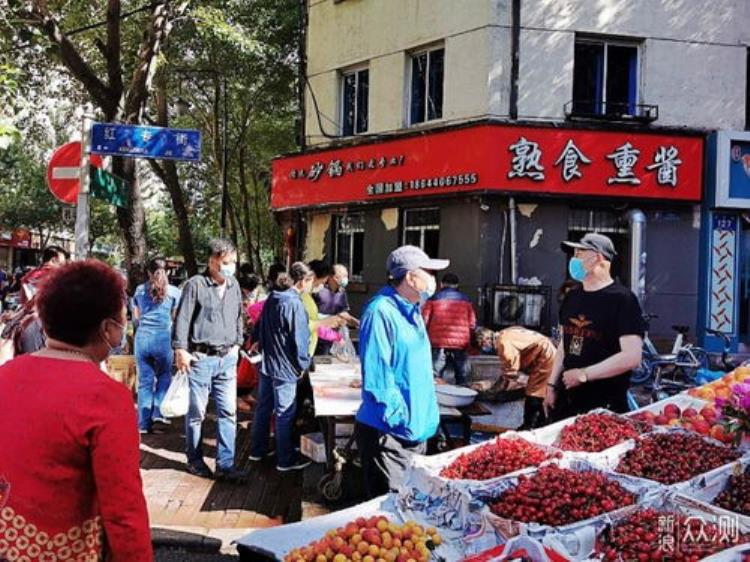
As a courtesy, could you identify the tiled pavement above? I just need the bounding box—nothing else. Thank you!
[140,411,339,531]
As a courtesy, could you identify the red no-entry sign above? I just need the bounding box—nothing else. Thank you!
[46,142,103,204]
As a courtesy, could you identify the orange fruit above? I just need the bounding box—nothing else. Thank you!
[715,387,731,400]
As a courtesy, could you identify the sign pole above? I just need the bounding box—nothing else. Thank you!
[74,116,92,260]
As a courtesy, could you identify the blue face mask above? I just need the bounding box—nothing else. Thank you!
[568,257,587,281]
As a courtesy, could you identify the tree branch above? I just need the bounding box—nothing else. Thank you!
[106,0,123,100]
[27,0,114,114]
[94,38,107,58]
[150,160,165,178]
[123,0,190,123]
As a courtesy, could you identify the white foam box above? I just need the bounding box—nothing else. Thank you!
[627,392,708,417]
[300,432,355,464]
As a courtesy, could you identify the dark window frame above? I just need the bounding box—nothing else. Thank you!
[401,207,440,258]
[572,37,640,117]
[409,45,445,125]
[341,66,369,136]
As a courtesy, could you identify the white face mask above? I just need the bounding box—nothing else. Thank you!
[311,284,324,294]
[338,277,349,289]
[416,272,436,303]
[102,318,125,356]
[219,263,236,278]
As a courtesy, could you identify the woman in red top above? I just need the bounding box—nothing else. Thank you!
[0,260,152,562]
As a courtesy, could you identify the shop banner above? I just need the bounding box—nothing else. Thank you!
[713,130,750,209]
[271,124,704,209]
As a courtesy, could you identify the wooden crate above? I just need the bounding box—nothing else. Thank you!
[106,355,137,392]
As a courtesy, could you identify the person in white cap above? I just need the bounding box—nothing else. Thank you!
[544,233,644,418]
[355,245,449,499]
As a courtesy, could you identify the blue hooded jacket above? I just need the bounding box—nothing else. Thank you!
[355,286,439,442]
[256,288,311,381]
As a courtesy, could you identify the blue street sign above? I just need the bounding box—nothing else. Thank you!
[90,123,201,161]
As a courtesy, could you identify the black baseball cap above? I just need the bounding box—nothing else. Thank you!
[561,233,617,261]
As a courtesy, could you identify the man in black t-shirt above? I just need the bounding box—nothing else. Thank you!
[544,233,645,417]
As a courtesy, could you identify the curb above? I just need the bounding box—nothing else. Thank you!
[152,526,240,554]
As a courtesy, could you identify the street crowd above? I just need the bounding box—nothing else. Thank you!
[0,231,645,561]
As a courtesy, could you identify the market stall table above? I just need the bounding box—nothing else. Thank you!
[308,360,491,500]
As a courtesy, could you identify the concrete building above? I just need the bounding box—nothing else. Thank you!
[272,0,750,341]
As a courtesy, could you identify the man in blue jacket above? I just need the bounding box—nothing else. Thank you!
[249,262,313,471]
[356,245,449,498]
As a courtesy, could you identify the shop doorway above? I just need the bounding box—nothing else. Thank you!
[566,208,629,283]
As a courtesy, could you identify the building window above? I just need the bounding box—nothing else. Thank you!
[568,208,628,234]
[409,46,444,125]
[572,38,639,116]
[402,208,440,258]
[341,67,369,136]
[334,214,365,280]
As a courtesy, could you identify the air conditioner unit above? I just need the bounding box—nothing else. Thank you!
[485,285,551,334]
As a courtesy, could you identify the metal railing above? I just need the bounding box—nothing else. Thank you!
[564,100,659,123]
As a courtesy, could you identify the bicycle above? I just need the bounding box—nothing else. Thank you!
[630,315,709,402]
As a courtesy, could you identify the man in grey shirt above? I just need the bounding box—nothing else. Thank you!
[173,238,246,482]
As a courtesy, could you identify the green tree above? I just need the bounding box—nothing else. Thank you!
[0,145,63,247]
[156,0,299,275]
[3,0,191,287]
[0,0,300,278]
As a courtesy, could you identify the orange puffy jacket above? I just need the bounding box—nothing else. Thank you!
[422,288,477,350]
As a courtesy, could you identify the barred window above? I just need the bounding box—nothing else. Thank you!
[333,214,365,280]
[402,208,440,258]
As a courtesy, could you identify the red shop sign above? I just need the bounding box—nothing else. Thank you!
[271,124,704,209]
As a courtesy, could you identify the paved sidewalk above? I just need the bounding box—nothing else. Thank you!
[140,414,309,529]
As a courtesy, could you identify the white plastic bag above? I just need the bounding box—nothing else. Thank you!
[160,374,189,418]
[331,326,357,363]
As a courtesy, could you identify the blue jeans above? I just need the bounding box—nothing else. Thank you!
[135,330,173,430]
[185,351,238,471]
[250,373,298,468]
[432,348,469,385]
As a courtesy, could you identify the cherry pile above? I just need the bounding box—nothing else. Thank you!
[596,508,747,561]
[714,468,750,516]
[616,433,741,485]
[440,437,556,480]
[488,465,635,526]
[556,413,646,452]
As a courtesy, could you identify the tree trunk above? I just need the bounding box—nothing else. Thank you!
[149,73,198,276]
[227,195,240,257]
[253,173,265,276]
[238,150,256,272]
[112,157,146,288]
